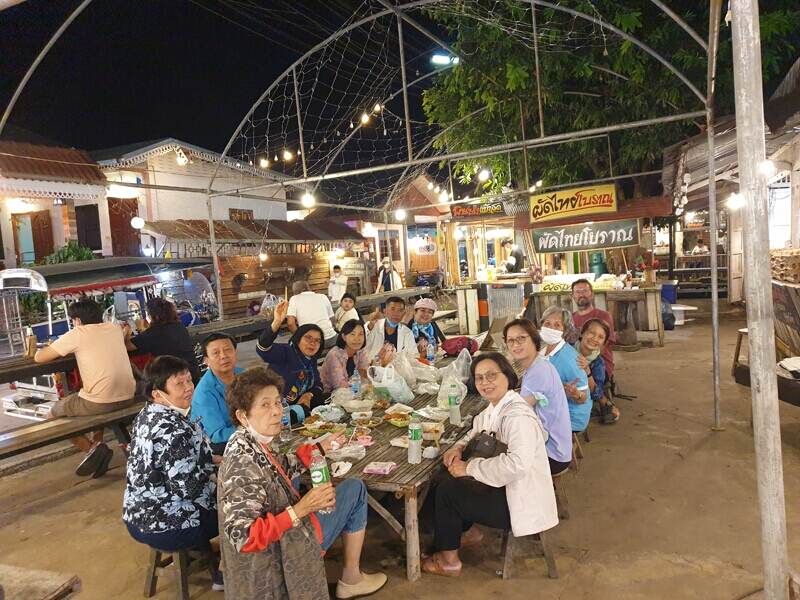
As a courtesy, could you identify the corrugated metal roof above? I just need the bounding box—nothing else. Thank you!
[142,219,364,243]
[0,141,106,185]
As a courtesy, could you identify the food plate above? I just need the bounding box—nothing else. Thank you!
[351,417,382,429]
[384,415,410,428]
[371,397,390,411]
[302,422,346,437]
[311,404,345,423]
[422,421,444,441]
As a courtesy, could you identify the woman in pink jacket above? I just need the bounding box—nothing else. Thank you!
[320,320,370,392]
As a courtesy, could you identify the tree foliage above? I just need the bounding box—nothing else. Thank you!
[421,1,800,197]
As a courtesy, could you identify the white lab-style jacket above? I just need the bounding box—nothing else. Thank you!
[364,318,418,361]
[459,390,558,537]
[375,268,404,293]
[328,274,348,302]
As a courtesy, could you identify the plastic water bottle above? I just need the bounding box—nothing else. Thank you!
[426,343,436,363]
[350,371,362,396]
[448,382,461,426]
[309,449,333,514]
[408,415,422,464]
[280,398,291,442]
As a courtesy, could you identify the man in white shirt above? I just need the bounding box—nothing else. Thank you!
[287,281,338,348]
[328,265,349,302]
[364,296,418,361]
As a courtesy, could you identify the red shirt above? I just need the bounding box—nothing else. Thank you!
[573,307,615,378]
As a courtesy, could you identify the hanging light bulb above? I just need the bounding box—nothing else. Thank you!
[727,192,745,210]
[259,157,269,168]
[350,121,354,129]
[360,112,370,125]
[438,190,449,203]
[283,149,293,161]
[130,216,145,230]
[434,185,441,193]
[395,208,407,220]
[274,153,279,161]
[477,169,491,182]
[758,159,777,177]
[258,250,269,262]
[301,192,316,208]
[535,179,543,187]
[374,103,382,113]
[528,185,536,193]
[427,181,434,190]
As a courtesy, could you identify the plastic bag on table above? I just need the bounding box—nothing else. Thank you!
[415,381,441,396]
[437,348,472,384]
[326,444,367,462]
[436,375,468,409]
[391,352,418,388]
[367,365,415,404]
[410,360,439,383]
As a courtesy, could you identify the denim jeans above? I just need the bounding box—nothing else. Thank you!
[126,507,219,552]
[316,478,368,551]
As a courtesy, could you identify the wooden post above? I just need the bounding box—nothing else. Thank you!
[404,487,420,581]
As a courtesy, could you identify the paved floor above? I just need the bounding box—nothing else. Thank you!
[1,311,799,599]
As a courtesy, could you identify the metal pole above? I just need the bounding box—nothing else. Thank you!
[707,0,723,431]
[668,219,675,279]
[519,98,530,187]
[292,67,309,179]
[384,211,394,264]
[447,161,456,199]
[0,0,93,136]
[530,3,546,137]
[206,193,225,319]
[730,1,789,598]
[397,16,414,161]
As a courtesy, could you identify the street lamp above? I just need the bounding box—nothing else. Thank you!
[477,169,491,182]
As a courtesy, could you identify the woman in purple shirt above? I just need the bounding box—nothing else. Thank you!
[503,319,572,474]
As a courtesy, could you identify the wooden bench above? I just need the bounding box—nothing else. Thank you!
[0,402,145,461]
[671,303,699,326]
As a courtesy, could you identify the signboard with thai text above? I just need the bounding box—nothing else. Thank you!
[451,202,506,219]
[533,218,640,254]
[529,183,617,224]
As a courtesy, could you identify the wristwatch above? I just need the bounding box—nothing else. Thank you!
[286,505,301,528]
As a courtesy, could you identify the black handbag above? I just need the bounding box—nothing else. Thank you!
[462,430,507,460]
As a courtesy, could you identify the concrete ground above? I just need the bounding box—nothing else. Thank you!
[1,310,799,600]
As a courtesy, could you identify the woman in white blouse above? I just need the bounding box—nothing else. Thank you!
[422,352,558,577]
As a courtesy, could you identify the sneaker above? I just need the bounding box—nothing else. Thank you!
[211,570,224,592]
[336,572,387,599]
[75,443,110,477]
[91,444,114,478]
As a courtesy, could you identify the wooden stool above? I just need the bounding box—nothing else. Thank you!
[552,469,570,520]
[144,547,216,600]
[571,432,585,471]
[499,529,559,580]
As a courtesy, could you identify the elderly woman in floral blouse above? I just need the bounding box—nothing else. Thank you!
[320,319,370,393]
[122,355,222,591]
[218,366,387,600]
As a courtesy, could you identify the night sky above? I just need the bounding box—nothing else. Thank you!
[1,0,347,151]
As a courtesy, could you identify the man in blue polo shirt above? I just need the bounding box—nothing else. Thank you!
[191,333,243,455]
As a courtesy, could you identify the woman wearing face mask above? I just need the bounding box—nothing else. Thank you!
[218,367,388,600]
[538,306,591,434]
[320,320,370,392]
[256,300,326,425]
[503,319,573,475]
[334,292,361,332]
[575,318,619,425]
[123,356,223,592]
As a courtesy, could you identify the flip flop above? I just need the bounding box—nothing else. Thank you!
[421,554,462,578]
[460,530,484,548]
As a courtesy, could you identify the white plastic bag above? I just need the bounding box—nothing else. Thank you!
[391,352,418,388]
[367,365,415,404]
[415,381,440,396]
[437,348,472,384]
[411,361,439,383]
[436,375,467,409]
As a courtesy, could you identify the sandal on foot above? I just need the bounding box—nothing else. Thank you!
[421,554,461,578]
[460,529,484,548]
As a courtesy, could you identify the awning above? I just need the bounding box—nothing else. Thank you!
[142,218,364,243]
[0,141,106,185]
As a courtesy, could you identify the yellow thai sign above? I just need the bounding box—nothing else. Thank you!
[529,183,617,224]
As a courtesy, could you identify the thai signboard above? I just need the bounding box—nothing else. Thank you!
[533,218,640,254]
[529,183,617,224]
[451,202,506,219]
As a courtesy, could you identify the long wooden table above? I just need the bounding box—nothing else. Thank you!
[315,390,486,581]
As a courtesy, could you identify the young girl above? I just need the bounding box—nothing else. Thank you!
[335,292,361,331]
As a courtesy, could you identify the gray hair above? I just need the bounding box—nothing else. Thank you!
[540,305,578,345]
[292,280,311,295]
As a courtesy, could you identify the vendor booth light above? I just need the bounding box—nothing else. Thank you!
[675,207,684,216]
[130,216,145,230]
[395,208,407,221]
[685,211,696,222]
[283,149,294,161]
[360,112,370,125]
[53,197,64,206]
[477,169,491,182]
[758,159,777,177]
[258,250,269,262]
[301,192,316,208]
[727,193,745,210]
[175,149,188,166]
[438,190,449,203]
[259,157,269,168]
[427,181,434,190]
[335,248,345,258]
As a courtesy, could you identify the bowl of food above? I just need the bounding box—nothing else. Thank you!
[352,417,382,429]
[422,421,444,442]
[384,414,410,428]
[311,404,345,423]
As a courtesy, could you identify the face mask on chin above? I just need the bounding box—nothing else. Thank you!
[243,416,275,444]
[539,326,563,346]
[157,391,191,418]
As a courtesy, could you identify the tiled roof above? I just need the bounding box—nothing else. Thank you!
[142,219,363,243]
[0,141,106,185]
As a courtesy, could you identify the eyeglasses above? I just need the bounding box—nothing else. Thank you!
[474,371,501,384]
[302,335,322,346]
[504,335,530,347]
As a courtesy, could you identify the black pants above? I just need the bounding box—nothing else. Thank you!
[549,457,571,475]
[126,507,219,552]
[433,476,511,552]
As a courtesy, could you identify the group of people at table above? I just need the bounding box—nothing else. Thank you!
[33,276,617,599]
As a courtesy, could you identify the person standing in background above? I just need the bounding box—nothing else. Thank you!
[328,264,349,302]
[375,258,403,293]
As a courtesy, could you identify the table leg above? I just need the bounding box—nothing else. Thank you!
[404,487,420,582]
[366,493,405,541]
